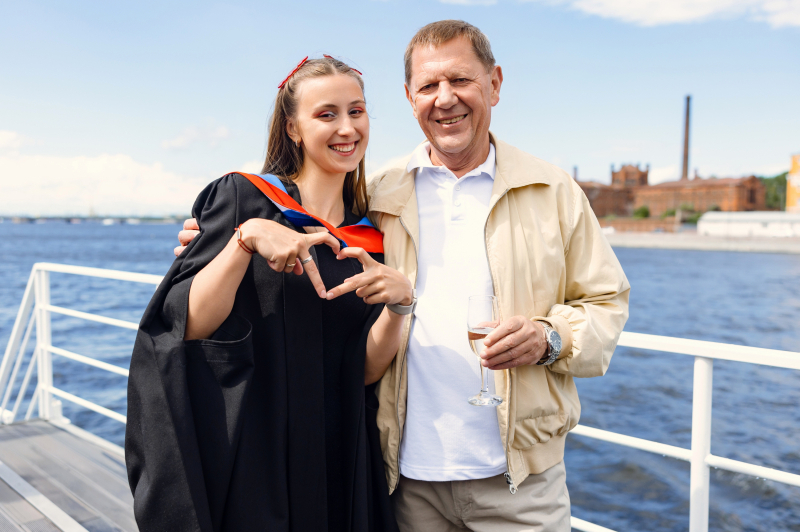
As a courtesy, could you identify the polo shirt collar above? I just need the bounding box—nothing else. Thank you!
[406,141,496,181]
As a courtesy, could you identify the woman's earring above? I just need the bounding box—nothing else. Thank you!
[295,139,300,147]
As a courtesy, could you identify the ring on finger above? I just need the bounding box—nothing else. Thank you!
[286,262,296,268]
[300,256,313,265]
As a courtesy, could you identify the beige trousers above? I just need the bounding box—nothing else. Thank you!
[392,462,570,532]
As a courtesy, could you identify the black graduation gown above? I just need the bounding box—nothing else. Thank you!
[125,173,398,532]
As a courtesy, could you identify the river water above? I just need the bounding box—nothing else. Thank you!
[1,222,798,531]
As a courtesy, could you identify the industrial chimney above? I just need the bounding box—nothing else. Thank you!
[681,95,691,181]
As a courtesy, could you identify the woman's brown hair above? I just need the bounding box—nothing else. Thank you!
[261,57,369,218]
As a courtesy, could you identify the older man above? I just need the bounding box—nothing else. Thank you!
[177,20,629,531]
[362,21,630,531]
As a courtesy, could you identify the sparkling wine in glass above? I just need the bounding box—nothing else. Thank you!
[467,295,503,407]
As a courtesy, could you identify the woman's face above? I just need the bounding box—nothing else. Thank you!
[288,74,369,177]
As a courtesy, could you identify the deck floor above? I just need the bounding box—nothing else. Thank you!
[0,421,136,532]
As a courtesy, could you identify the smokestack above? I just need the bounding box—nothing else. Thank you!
[682,95,691,181]
[573,166,578,181]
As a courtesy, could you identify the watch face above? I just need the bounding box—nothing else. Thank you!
[549,331,562,355]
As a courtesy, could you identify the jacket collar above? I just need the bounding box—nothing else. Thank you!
[368,132,551,218]
[406,141,497,182]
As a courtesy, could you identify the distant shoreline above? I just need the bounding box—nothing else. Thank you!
[4,218,800,254]
[0,216,184,225]
[606,231,800,254]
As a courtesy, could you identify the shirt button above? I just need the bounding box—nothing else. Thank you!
[455,185,461,191]
[454,200,461,207]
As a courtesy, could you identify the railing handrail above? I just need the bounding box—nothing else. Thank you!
[23,263,800,366]
[1,263,798,532]
[618,331,800,370]
[33,262,163,285]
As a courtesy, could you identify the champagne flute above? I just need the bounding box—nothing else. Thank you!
[467,295,503,407]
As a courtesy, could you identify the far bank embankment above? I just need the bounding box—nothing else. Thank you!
[606,232,800,254]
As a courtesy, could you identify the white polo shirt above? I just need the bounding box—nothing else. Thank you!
[398,142,507,481]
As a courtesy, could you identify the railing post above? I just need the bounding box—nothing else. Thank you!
[34,268,53,420]
[0,269,37,419]
[689,356,713,532]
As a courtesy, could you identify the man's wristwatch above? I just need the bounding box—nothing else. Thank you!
[536,323,562,366]
[387,289,417,315]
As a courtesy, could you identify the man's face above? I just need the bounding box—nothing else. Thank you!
[405,37,502,162]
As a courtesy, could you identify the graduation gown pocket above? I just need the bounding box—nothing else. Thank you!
[185,313,255,530]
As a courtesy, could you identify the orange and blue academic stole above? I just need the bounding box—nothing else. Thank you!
[236,172,383,253]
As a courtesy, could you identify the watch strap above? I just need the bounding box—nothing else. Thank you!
[387,289,417,315]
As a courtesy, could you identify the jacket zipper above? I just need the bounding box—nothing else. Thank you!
[394,215,419,490]
[484,186,518,495]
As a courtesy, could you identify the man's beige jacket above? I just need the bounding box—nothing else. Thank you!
[367,133,630,494]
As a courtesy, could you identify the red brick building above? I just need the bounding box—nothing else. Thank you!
[633,176,765,216]
[577,164,648,217]
[579,182,633,217]
[612,164,649,187]
[577,165,766,218]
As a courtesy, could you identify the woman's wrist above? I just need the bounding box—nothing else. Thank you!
[400,279,414,306]
[239,219,258,253]
[387,288,416,315]
[399,290,414,306]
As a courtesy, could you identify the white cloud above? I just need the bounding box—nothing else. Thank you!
[520,0,800,27]
[239,159,264,173]
[161,121,231,151]
[0,150,207,217]
[649,164,679,184]
[751,162,790,176]
[0,131,28,155]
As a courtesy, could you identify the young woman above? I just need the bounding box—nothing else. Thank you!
[126,57,408,532]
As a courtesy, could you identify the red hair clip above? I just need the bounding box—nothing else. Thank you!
[278,55,363,89]
[323,54,363,76]
[278,56,309,89]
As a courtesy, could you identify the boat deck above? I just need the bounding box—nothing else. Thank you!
[0,420,135,532]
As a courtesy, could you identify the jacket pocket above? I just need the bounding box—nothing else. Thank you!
[510,364,560,421]
[511,412,571,449]
[184,313,254,530]
[510,365,578,450]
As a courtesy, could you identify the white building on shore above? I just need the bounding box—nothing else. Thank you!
[698,211,800,238]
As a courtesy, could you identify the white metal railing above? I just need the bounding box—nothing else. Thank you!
[0,263,160,426]
[0,263,798,532]
[570,333,800,532]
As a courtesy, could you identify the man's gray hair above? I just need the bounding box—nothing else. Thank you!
[404,20,496,85]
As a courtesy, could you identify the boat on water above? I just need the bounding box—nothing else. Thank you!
[0,262,798,532]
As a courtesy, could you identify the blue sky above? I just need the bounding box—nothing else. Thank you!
[1,0,798,216]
